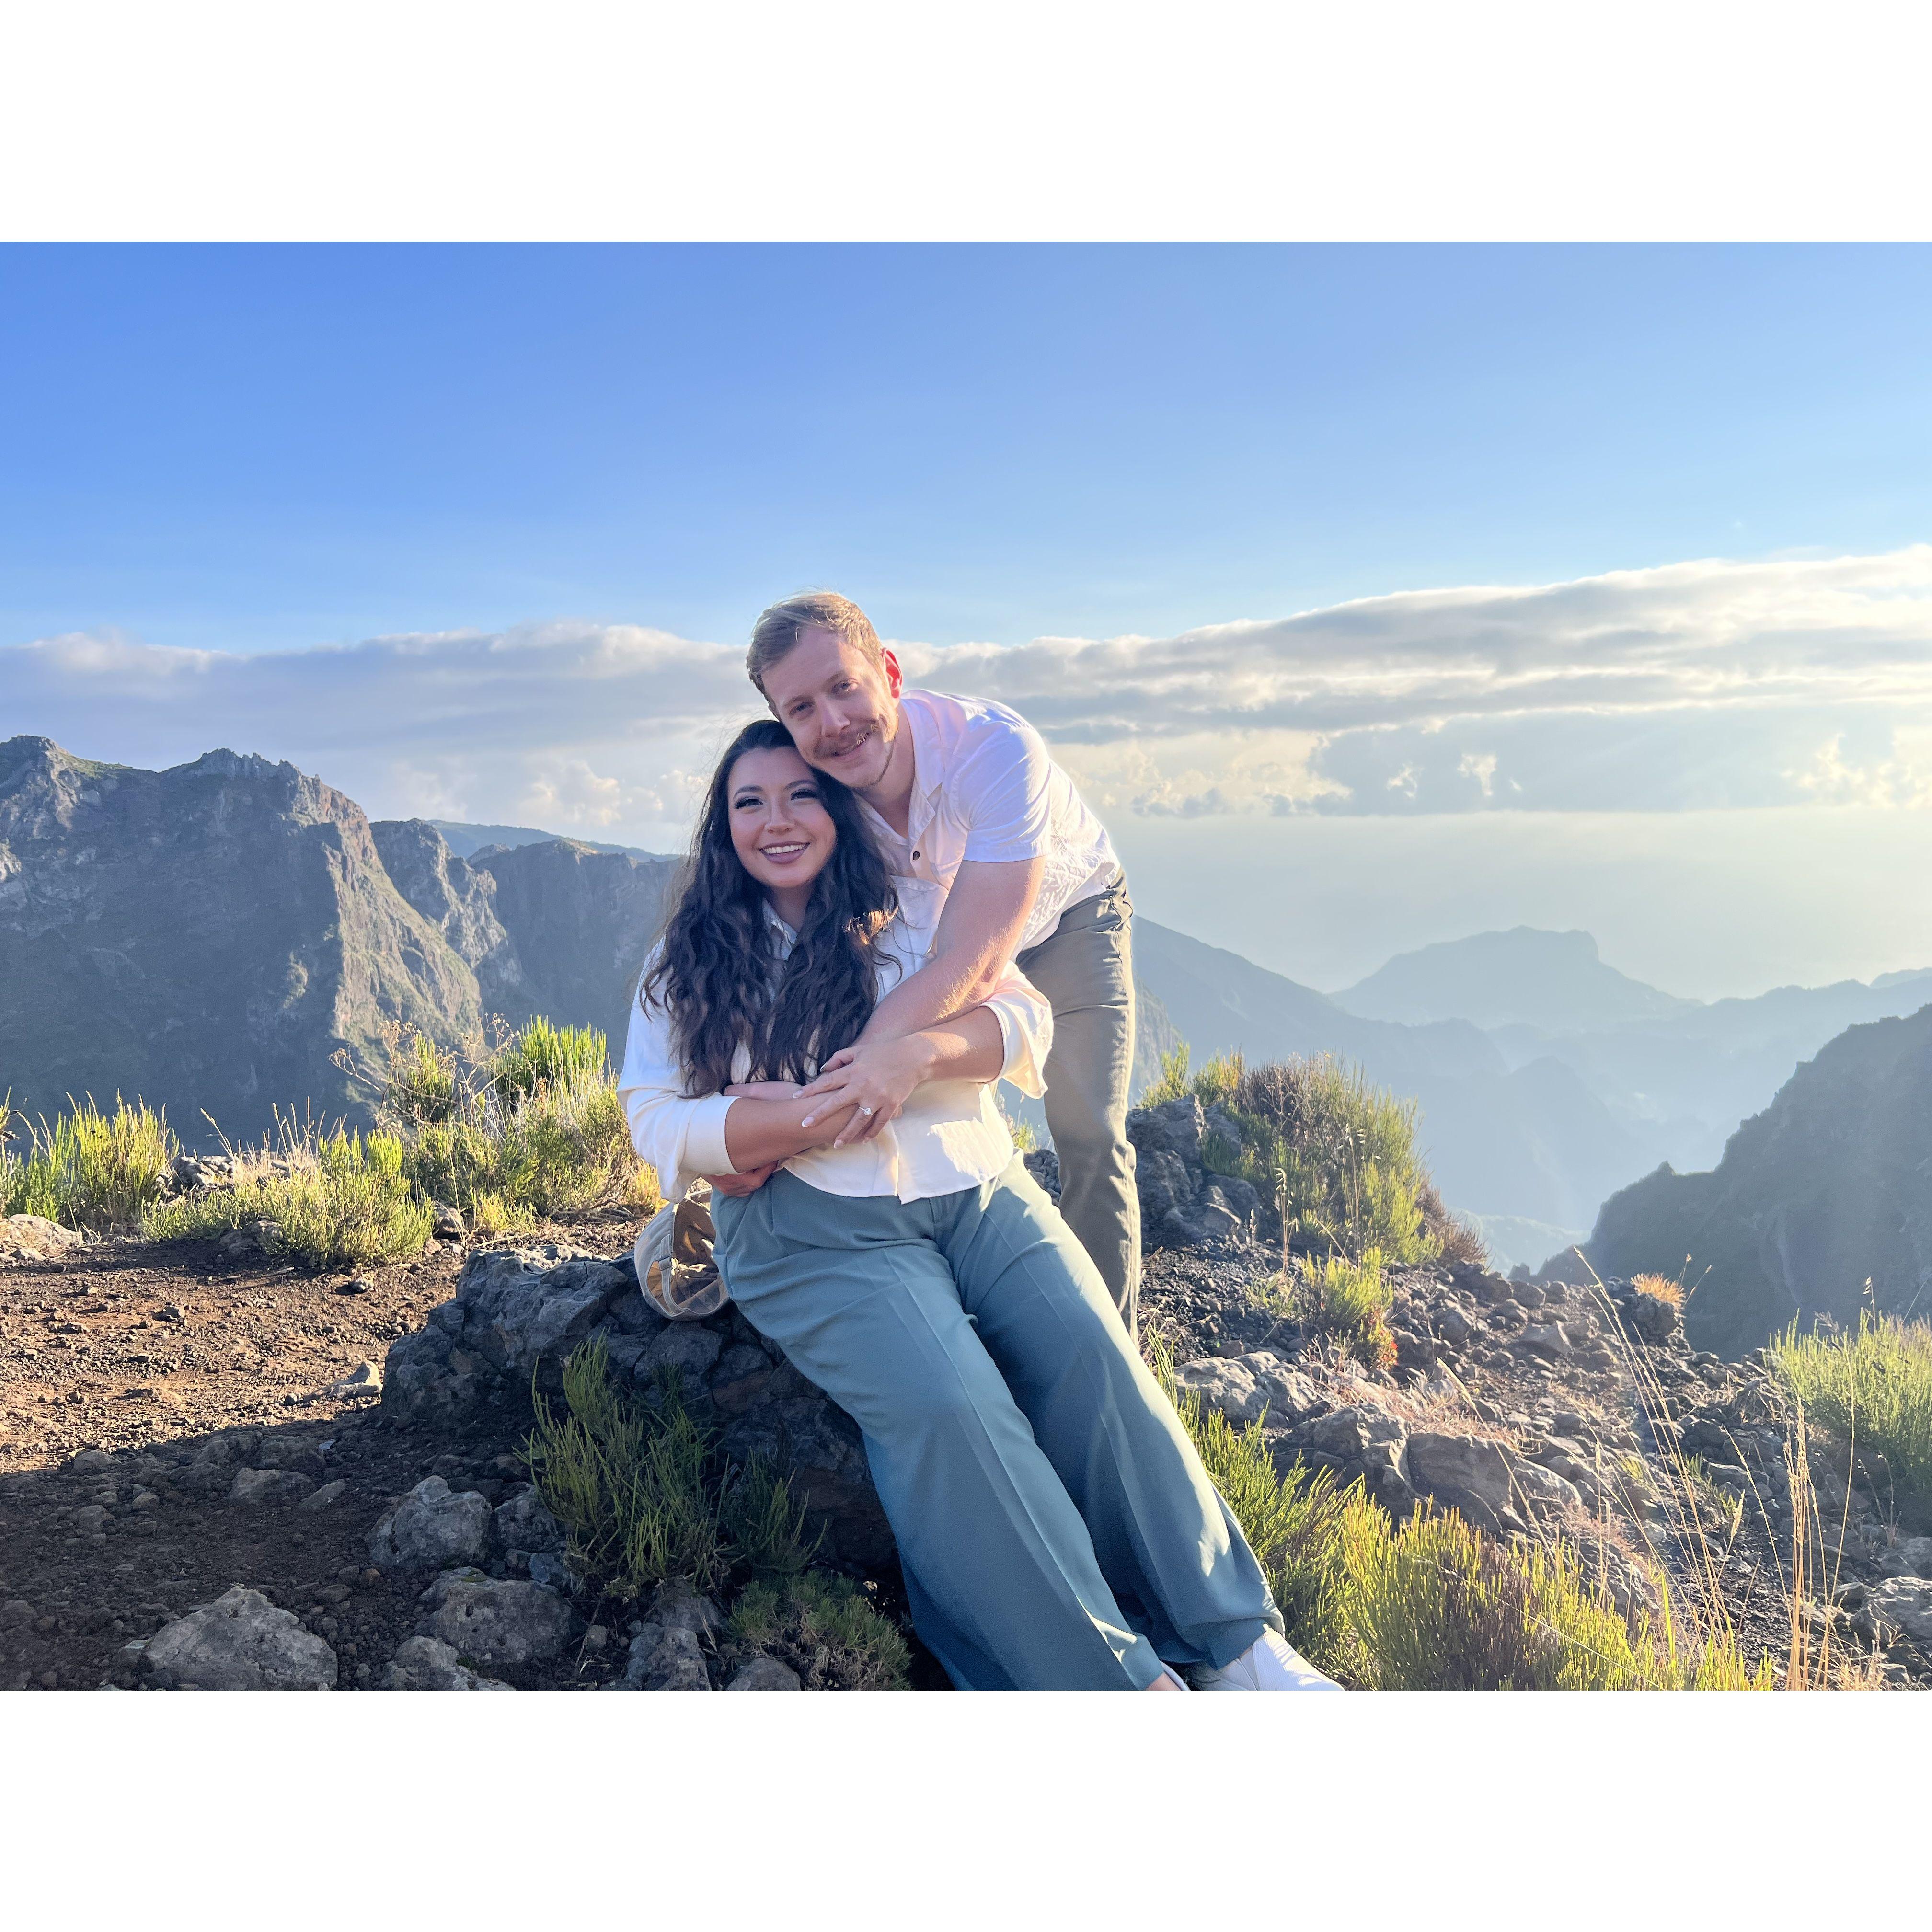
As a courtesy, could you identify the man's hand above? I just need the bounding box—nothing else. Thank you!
[702,1161,779,1198]
[795,1036,933,1144]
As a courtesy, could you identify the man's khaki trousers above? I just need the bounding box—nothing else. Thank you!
[1016,874,1140,1336]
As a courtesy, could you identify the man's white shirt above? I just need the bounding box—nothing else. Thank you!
[856,690,1120,952]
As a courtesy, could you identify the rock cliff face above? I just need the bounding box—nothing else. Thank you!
[368,820,527,1019]
[0,738,480,1143]
[466,837,680,1052]
[1559,1003,1932,1358]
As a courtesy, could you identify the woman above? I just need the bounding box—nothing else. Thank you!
[620,719,1339,1692]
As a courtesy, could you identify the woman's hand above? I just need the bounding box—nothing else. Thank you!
[703,1162,779,1197]
[796,1035,935,1146]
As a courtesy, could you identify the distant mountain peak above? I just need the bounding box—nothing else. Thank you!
[1334,926,1693,1035]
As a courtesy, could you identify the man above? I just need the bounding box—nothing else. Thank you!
[738,589,1142,1336]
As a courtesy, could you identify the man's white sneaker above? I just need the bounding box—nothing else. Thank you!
[1192,1629,1344,1691]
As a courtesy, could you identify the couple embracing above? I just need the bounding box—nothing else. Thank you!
[621,592,1341,1693]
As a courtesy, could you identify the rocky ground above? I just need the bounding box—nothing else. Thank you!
[4,1101,1930,1691]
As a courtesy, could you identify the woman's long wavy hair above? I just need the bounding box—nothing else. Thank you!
[641,718,897,1096]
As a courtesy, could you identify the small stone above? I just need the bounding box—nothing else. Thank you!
[67,1449,115,1476]
[228,1468,318,1507]
[301,1480,349,1511]
[327,1361,382,1399]
[382,1634,514,1690]
[336,1277,373,1297]
[646,1579,724,1640]
[618,1622,711,1690]
[1868,1577,1932,1647]
[728,1657,803,1690]
[0,1601,33,1630]
[431,1203,465,1241]
[415,1570,582,1664]
[492,1484,565,1555]
[367,1476,493,1571]
[71,1504,109,1536]
[583,1624,609,1652]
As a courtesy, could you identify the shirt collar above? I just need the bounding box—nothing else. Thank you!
[901,691,943,802]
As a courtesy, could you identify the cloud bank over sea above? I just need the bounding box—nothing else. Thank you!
[11,545,1932,842]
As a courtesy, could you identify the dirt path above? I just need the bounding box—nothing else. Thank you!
[0,1216,653,1691]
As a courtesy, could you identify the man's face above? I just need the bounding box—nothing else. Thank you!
[762,625,903,793]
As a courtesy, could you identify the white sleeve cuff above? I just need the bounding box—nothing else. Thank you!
[681,1093,739,1177]
[988,982,1051,1098]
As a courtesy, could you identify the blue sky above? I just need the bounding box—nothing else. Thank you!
[6,243,1932,998]
[6,244,1932,652]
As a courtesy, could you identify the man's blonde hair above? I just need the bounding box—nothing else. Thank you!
[747,590,886,697]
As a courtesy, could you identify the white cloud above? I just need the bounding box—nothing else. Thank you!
[1789,730,1932,808]
[10,546,1932,838]
[1458,752,1498,798]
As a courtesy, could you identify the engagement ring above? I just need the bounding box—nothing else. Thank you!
[860,1105,874,1116]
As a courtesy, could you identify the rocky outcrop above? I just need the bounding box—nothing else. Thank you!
[0,737,481,1144]
[1558,1003,1932,1357]
[1128,1096,1262,1252]
[381,1242,893,1569]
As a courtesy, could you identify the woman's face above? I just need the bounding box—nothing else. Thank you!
[724,743,838,902]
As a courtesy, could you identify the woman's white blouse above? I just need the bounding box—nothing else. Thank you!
[618,878,1052,1205]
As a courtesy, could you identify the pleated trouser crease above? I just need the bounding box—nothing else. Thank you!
[712,1156,1279,1690]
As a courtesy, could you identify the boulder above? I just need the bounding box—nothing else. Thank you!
[1406,1431,1515,1534]
[493,1484,566,1555]
[1518,1322,1573,1358]
[646,1579,725,1641]
[368,1476,493,1571]
[383,1634,514,1690]
[728,1657,803,1690]
[1509,1459,1584,1516]
[619,1622,711,1690]
[1305,1405,1410,1487]
[1869,1577,1932,1647]
[1172,1357,1266,1425]
[143,1586,337,1690]
[1,1214,81,1259]
[1628,1290,1682,1345]
[383,1245,895,1571]
[1242,1352,1327,1425]
[300,1480,348,1511]
[417,1570,582,1665]
[228,1467,318,1507]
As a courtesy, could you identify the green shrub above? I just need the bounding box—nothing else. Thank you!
[527,1338,910,1686]
[1770,1312,1932,1518]
[1145,1045,1444,1265]
[1290,1247,1398,1370]
[490,1017,609,1110]
[523,1338,729,1600]
[721,1456,822,1578]
[725,1573,911,1690]
[144,1118,433,1268]
[375,1021,660,1231]
[1,1094,175,1232]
